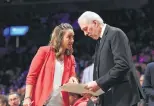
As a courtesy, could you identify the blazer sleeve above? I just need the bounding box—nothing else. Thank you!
[142,63,154,97]
[70,55,76,77]
[96,29,130,91]
[26,47,46,85]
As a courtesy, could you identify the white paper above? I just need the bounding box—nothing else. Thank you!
[60,83,104,96]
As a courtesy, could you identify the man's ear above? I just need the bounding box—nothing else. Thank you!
[93,20,98,27]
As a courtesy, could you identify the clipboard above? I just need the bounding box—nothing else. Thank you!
[60,83,104,96]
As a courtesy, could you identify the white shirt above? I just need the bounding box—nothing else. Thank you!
[100,24,106,38]
[53,59,64,89]
[82,63,94,84]
[46,59,64,106]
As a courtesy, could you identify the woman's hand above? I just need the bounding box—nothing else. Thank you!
[91,96,99,104]
[68,77,79,84]
[23,97,33,106]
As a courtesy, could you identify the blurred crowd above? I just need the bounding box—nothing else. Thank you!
[0,3,154,105]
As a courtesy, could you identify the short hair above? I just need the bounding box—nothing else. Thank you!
[8,92,20,99]
[78,11,104,25]
[0,95,8,105]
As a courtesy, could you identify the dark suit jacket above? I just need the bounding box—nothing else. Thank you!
[93,25,145,106]
[142,62,154,106]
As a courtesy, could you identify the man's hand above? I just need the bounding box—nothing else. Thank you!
[68,77,79,84]
[82,81,101,99]
[85,81,100,92]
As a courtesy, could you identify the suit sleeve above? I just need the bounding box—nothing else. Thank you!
[26,47,46,85]
[142,63,154,97]
[70,55,76,77]
[96,29,130,91]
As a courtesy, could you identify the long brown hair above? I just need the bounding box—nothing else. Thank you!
[48,23,74,58]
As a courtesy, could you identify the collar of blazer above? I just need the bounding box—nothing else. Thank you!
[99,24,109,44]
[96,24,109,68]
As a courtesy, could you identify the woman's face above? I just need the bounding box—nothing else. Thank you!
[61,29,74,50]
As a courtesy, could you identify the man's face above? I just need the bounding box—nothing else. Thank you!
[78,20,100,40]
[8,94,20,106]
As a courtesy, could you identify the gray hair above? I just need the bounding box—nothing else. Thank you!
[78,11,104,25]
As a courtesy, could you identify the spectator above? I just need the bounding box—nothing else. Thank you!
[0,95,8,106]
[8,92,21,106]
[142,62,154,106]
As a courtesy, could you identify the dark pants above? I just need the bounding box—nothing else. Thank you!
[87,103,138,106]
[87,99,138,106]
[132,104,137,106]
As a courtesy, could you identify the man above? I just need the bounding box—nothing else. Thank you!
[0,95,7,106]
[77,11,145,106]
[82,63,94,83]
[82,62,95,106]
[82,57,94,84]
[142,62,154,106]
[140,75,144,86]
[8,92,21,106]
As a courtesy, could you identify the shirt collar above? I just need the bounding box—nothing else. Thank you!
[100,24,106,38]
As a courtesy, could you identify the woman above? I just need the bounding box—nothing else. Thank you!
[23,23,78,106]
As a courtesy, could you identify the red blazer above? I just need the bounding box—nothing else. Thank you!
[26,46,76,106]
